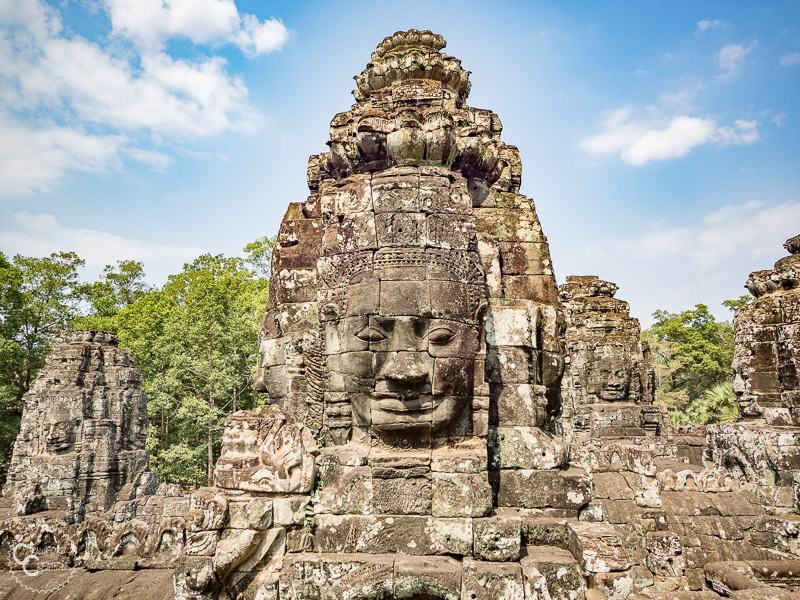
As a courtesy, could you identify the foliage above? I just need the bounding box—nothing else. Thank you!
[0,244,269,488]
[722,295,753,313]
[242,235,277,278]
[0,251,85,481]
[97,254,269,486]
[643,302,738,425]
[74,260,150,330]
[670,381,737,426]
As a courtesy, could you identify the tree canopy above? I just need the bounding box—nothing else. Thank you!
[0,239,273,487]
[642,300,749,426]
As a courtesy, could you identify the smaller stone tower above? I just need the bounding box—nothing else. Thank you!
[558,276,664,446]
[3,330,156,521]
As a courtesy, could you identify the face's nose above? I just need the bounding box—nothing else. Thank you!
[380,351,429,384]
[606,370,624,388]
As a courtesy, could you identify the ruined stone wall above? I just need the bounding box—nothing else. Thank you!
[729,234,800,425]
[708,234,800,510]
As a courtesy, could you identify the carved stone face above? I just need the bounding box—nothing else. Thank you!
[585,352,631,402]
[329,268,480,440]
[42,412,78,454]
[731,356,761,417]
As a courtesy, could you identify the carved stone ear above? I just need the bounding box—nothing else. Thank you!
[474,300,487,325]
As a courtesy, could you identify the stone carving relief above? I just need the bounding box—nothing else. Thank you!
[3,331,152,519]
[731,234,800,424]
[214,404,318,493]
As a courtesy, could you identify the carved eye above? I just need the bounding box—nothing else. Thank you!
[429,327,456,345]
[355,326,387,342]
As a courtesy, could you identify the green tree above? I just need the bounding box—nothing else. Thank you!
[670,381,737,426]
[643,304,735,412]
[74,260,149,331]
[242,235,277,278]
[722,295,753,313]
[106,254,269,486]
[0,251,85,479]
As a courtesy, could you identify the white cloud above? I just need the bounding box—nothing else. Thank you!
[579,109,759,166]
[0,111,126,197]
[104,0,288,56]
[0,0,276,199]
[695,19,729,36]
[569,201,800,326]
[126,147,174,171]
[0,212,203,283]
[780,53,800,67]
[772,112,787,127]
[716,41,758,79]
[717,119,760,145]
[659,80,704,108]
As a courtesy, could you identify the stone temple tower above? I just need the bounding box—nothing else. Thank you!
[253,29,566,450]
[187,28,594,600]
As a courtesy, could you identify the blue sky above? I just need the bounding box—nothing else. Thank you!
[1,0,798,326]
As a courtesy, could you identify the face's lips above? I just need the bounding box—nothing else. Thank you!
[370,392,436,412]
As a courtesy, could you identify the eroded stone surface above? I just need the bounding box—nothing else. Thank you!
[3,331,154,520]
[558,276,667,445]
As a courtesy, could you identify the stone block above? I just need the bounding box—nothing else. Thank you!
[522,546,586,600]
[426,214,475,250]
[462,559,525,600]
[311,514,473,556]
[473,208,544,243]
[486,346,533,384]
[503,275,559,305]
[489,427,568,470]
[498,242,552,276]
[495,384,547,427]
[273,496,309,526]
[431,444,488,473]
[227,497,273,530]
[432,472,492,517]
[371,475,432,515]
[394,555,462,600]
[568,521,631,573]
[279,553,394,600]
[498,467,592,510]
[314,460,372,515]
[485,305,531,347]
[594,572,635,600]
[473,516,522,561]
[376,212,426,248]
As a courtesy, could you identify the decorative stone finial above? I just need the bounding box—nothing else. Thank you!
[745,235,800,298]
[305,30,522,189]
[354,29,471,104]
[559,275,619,301]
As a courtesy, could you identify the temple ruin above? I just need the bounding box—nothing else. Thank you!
[558,275,665,446]
[1,29,799,600]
